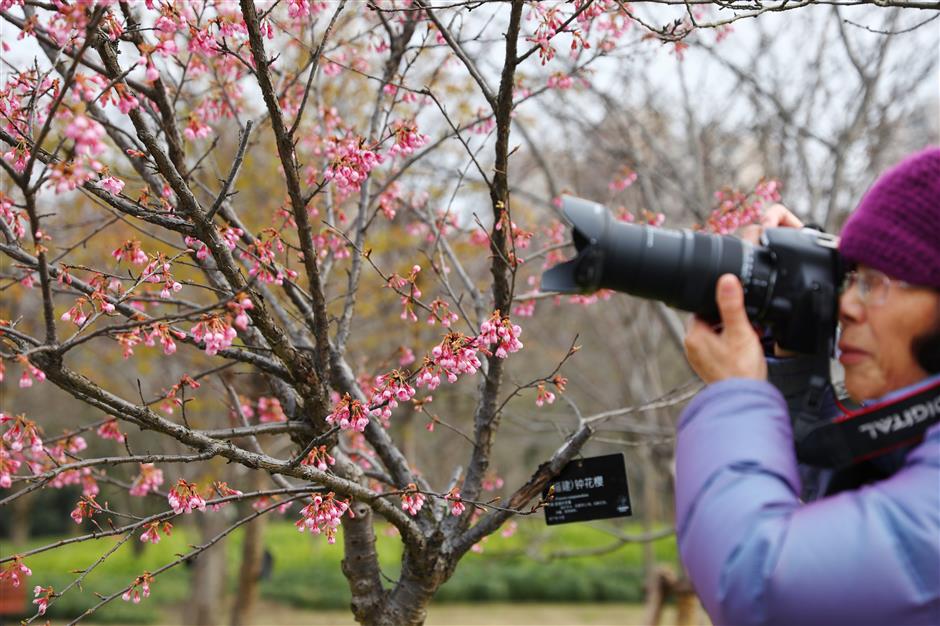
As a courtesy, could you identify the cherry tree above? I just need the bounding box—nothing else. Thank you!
[1,1,936,625]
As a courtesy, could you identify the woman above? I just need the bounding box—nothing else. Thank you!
[677,147,940,625]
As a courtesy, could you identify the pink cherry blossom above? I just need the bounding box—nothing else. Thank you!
[300,445,336,471]
[96,419,125,443]
[535,383,556,407]
[323,135,384,197]
[400,484,425,516]
[257,396,286,423]
[477,311,523,359]
[0,444,22,488]
[99,175,125,195]
[129,463,164,497]
[167,478,207,514]
[33,585,53,615]
[295,492,350,543]
[387,119,428,158]
[70,495,102,524]
[2,413,43,454]
[325,394,370,432]
[446,489,465,516]
[191,315,237,356]
[0,558,31,588]
[121,573,153,604]
[208,481,243,511]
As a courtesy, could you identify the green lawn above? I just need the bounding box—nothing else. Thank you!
[5,519,677,623]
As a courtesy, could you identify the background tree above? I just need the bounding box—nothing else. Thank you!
[1,1,936,625]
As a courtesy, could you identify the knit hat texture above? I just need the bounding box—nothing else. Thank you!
[839,146,940,289]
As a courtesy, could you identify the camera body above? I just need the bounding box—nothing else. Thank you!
[541,196,844,356]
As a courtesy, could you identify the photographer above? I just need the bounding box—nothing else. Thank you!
[676,148,940,625]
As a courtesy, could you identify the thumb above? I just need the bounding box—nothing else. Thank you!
[715,274,750,332]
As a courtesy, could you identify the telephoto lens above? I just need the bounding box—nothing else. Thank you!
[540,196,843,356]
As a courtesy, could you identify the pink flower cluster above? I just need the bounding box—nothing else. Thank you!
[63,113,106,157]
[208,481,243,511]
[112,239,149,265]
[535,383,556,407]
[608,168,637,192]
[129,463,164,497]
[97,419,125,443]
[323,135,383,197]
[70,495,102,524]
[15,356,46,388]
[287,0,328,21]
[161,375,201,414]
[144,323,186,356]
[240,229,297,286]
[388,264,422,323]
[446,489,465,516]
[387,119,428,158]
[300,445,336,471]
[191,315,237,356]
[2,142,29,173]
[185,227,243,260]
[122,572,153,604]
[1,192,26,240]
[428,299,458,327]
[139,521,172,545]
[705,179,782,234]
[377,182,402,220]
[0,445,22,488]
[526,3,564,64]
[0,558,31,589]
[257,396,286,423]
[325,394,370,432]
[420,332,482,388]
[168,478,206,514]
[295,492,349,544]
[547,72,574,90]
[369,370,416,423]
[401,484,425,516]
[99,174,125,195]
[228,295,254,331]
[478,311,523,359]
[1,413,43,454]
[142,255,182,299]
[60,291,115,326]
[33,584,53,616]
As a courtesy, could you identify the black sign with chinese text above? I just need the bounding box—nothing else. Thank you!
[543,453,632,525]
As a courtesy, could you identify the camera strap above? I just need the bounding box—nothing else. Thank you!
[795,379,940,468]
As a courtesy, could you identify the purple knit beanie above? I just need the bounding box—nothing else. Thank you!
[839,146,940,289]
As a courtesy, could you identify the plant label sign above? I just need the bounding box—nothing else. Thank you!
[543,453,632,525]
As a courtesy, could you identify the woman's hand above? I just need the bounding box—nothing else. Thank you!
[738,203,804,245]
[684,274,768,384]
[738,204,804,358]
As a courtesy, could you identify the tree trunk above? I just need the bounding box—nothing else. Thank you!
[9,490,31,546]
[184,512,229,625]
[230,475,267,626]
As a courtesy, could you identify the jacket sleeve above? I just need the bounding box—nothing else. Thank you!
[675,379,940,626]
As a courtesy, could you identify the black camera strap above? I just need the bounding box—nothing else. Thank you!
[795,379,940,469]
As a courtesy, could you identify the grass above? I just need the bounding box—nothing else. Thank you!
[3,518,677,623]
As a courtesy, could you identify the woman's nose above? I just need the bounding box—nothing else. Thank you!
[839,286,865,324]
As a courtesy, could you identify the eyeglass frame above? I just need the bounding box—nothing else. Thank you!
[839,268,911,307]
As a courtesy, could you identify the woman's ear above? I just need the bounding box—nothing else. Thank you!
[912,297,940,374]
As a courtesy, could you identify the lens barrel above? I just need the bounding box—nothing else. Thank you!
[541,196,775,323]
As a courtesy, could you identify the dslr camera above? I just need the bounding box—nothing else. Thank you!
[540,196,844,357]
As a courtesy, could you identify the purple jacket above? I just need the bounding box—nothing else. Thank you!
[675,376,940,625]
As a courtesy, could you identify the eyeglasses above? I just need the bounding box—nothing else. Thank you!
[840,269,910,306]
